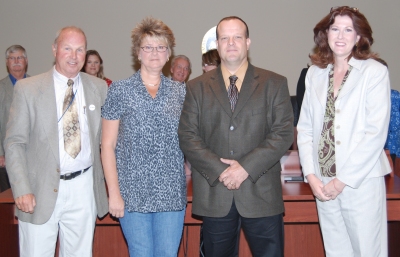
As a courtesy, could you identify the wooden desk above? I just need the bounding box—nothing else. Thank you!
[2,156,400,256]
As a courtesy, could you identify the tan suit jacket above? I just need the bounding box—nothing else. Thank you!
[178,64,293,218]
[5,69,109,224]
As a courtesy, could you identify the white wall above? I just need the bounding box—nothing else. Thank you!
[0,0,399,94]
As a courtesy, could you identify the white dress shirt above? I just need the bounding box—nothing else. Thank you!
[53,67,92,174]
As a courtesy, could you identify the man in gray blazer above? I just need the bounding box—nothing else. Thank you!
[178,16,293,256]
[0,45,29,192]
[5,27,108,257]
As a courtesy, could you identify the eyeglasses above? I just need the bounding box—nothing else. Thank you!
[330,6,359,13]
[140,46,168,53]
[7,56,26,61]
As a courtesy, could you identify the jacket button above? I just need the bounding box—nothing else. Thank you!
[336,125,340,129]
[54,189,58,192]
[336,109,340,113]
[230,126,234,131]
[336,141,341,145]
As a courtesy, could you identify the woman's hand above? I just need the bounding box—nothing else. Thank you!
[322,178,345,200]
[306,174,331,202]
[109,194,125,218]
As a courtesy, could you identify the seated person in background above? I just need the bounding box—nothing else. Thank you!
[202,49,220,73]
[82,50,112,86]
[170,55,191,83]
[385,89,400,164]
[296,67,308,112]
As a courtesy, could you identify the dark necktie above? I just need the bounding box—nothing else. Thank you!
[228,75,238,112]
[63,79,81,158]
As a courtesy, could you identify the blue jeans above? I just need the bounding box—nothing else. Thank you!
[119,208,185,257]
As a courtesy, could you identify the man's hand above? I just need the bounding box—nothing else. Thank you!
[306,174,331,202]
[218,158,249,190]
[0,156,5,167]
[15,194,36,214]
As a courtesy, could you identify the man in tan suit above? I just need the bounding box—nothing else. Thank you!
[5,27,108,256]
[179,16,293,256]
[0,45,29,192]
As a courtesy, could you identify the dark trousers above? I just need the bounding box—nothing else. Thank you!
[0,167,10,192]
[200,224,239,257]
[202,201,284,257]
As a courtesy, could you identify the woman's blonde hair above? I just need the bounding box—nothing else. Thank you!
[131,17,175,60]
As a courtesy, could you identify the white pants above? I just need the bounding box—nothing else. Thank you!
[19,168,97,257]
[317,176,387,257]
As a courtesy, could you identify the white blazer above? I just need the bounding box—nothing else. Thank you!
[297,58,391,189]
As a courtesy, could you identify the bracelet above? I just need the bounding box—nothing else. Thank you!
[333,179,343,193]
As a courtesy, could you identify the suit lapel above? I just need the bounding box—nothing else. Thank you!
[5,77,14,99]
[209,67,233,116]
[232,64,258,118]
[81,74,99,159]
[37,70,60,164]
[313,66,330,108]
[337,58,363,100]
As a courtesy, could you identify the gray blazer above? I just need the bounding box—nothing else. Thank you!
[5,69,109,224]
[178,64,293,218]
[0,75,30,156]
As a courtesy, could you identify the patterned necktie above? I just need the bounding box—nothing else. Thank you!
[63,79,81,158]
[228,75,239,112]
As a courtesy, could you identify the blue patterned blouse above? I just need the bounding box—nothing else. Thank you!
[101,71,187,213]
[385,89,400,157]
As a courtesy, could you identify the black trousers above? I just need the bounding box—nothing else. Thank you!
[202,201,284,257]
[0,167,10,192]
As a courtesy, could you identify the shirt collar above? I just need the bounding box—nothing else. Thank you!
[9,73,27,86]
[221,61,248,92]
[53,66,80,86]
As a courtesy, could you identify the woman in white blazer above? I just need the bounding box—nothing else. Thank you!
[297,6,391,257]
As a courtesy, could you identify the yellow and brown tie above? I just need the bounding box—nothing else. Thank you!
[63,79,81,158]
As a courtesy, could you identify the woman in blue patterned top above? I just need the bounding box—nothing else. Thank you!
[101,17,186,256]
